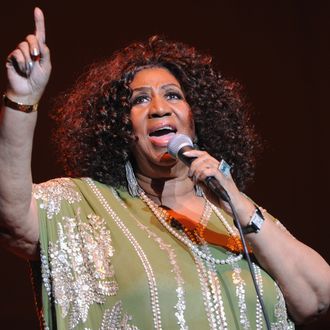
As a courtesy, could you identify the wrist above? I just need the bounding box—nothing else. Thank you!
[2,94,38,113]
[228,191,256,226]
[242,207,265,234]
[5,88,41,105]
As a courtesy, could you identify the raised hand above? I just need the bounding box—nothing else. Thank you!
[5,7,51,105]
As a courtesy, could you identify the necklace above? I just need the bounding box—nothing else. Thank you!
[162,199,210,244]
[139,190,243,265]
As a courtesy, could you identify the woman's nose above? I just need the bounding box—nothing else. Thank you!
[149,96,171,118]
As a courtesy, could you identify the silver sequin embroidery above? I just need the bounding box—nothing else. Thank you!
[40,248,52,299]
[100,301,140,330]
[33,178,82,220]
[271,283,295,329]
[231,260,250,329]
[48,209,118,329]
[111,189,188,330]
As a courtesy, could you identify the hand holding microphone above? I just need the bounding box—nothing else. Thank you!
[167,134,231,202]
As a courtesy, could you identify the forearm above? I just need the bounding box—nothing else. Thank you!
[0,105,37,239]
[239,204,330,323]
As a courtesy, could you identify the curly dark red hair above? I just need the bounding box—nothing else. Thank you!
[51,36,261,190]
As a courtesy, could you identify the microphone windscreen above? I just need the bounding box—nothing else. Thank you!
[167,134,193,158]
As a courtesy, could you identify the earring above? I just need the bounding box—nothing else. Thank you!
[125,160,141,197]
[195,184,203,197]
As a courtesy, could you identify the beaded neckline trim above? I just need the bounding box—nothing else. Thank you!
[139,190,243,265]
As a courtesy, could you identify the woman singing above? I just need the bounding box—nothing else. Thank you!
[0,8,329,330]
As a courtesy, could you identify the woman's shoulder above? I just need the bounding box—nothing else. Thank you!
[33,177,83,201]
[32,177,121,214]
[32,177,113,221]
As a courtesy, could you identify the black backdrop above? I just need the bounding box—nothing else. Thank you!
[0,0,329,329]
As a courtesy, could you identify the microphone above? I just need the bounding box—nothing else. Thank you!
[167,134,230,202]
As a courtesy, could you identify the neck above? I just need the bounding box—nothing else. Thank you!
[136,171,196,205]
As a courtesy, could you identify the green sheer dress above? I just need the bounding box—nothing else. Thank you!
[31,177,294,330]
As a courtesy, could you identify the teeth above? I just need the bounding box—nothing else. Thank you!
[155,126,172,131]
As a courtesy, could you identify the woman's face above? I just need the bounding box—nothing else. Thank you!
[129,67,195,172]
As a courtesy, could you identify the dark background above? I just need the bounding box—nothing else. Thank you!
[0,0,329,329]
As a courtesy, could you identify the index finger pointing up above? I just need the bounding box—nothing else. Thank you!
[34,7,46,44]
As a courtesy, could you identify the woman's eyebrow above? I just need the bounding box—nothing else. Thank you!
[132,84,181,93]
[131,87,150,93]
[161,83,181,90]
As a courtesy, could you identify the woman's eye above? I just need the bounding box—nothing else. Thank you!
[131,95,149,105]
[166,92,183,100]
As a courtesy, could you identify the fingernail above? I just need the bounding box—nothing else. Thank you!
[32,48,39,56]
[25,61,33,75]
[25,62,31,75]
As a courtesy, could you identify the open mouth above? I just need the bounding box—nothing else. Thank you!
[148,125,177,146]
[149,126,177,137]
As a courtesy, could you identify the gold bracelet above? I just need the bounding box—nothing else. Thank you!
[2,94,38,113]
